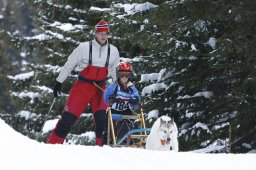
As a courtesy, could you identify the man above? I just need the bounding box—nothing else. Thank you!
[47,20,120,145]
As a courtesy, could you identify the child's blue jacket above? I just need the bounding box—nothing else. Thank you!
[104,82,141,110]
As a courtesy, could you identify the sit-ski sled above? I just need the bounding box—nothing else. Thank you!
[106,102,151,148]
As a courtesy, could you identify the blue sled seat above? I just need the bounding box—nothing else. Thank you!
[111,114,139,121]
[112,114,123,121]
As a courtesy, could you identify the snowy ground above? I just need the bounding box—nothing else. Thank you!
[0,118,255,170]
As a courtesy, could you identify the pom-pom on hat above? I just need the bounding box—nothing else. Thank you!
[95,20,110,33]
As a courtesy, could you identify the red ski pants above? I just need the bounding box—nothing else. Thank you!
[48,80,108,145]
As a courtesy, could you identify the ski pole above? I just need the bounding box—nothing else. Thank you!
[47,98,56,115]
[93,82,105,92]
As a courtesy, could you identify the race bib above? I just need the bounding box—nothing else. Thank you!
[111,100,129,111]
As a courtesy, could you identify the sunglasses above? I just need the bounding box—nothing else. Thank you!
[118,71,132,78]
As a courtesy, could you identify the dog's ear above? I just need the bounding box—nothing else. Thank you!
[160,117,164,125]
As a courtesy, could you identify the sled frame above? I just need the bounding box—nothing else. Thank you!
[107,104,150,147]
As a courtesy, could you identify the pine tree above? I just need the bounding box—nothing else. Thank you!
[0,36,16,113]
[134,0,256,152]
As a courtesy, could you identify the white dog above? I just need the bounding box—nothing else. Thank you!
[146,115,179,151]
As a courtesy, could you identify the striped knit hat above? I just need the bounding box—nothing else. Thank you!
[95,20,110,33]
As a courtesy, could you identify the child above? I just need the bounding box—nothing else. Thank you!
[103,62,140,143]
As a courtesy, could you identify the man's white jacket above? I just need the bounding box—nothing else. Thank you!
[56,39,120,83]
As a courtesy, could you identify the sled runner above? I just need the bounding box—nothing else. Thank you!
[107,102,151,148]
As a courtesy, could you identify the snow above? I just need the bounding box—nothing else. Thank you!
[41,118,59,133]
[178,91,213,99]
[191,43,198,51]
[11,91,40,103]
[0,118,255,170]
[89,6,111,12]
[20,52,26,58]
[194,20,209,32]
[192,122,212,135]
[140,73,159,83]
[49,21,86,32]
[25,33,50,41]
[142,83,167,96]
[43,64,61,73]
[65,131,96,145]
[207,37,217,49]
[56,23,75,31]
[34,85,53,93]
[7,71,34,81]
[176,40,188,49]
[242,143,252,149]
[194,91,213,98]
[17,110,38,120]
[212,122,229,130]
[147,109,159,119]
[68,17,78,21]
[140,69,170,96]
[140,70,212,99]
[24,31,65,41]
[114,2,158,16]
[42,113,93,135]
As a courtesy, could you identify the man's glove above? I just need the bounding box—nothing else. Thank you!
[53,81,62,98]
[129,96,139,105]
